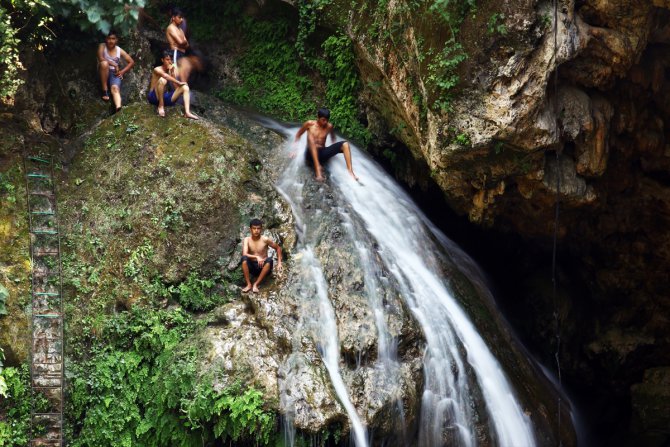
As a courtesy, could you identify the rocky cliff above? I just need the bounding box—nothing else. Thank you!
[271,0,670,444]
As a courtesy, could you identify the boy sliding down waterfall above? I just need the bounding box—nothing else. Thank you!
[241,219,283,293]
[291,108,359,181]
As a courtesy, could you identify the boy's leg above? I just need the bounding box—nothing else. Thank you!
[156,78,167,116]
[341,142,358,180]
[177,57,193,83]
[252,258,273,292]
[99,61,110,100]
[171,84,198,120]
[241,256,253,292]
[110,74,121,110]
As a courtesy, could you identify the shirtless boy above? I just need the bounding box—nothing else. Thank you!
[292,108,358,181]
[165,7,195,83]
[241,219,283,293]
[147,51,198,119]
[97,30,134,111]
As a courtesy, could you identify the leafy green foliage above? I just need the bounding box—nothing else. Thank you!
[68,308,276,446]
[51,0,145,35]
[454,132,471,146]
[318,35,370,144]
[0,0,142,103]
[215,7,370,144]
[487,13,508,36]
[0,284,8,316]
[169,271,224,311]
[216,17,315,122]
[0,362,31,446]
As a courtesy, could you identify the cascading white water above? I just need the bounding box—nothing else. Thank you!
[271,121,536,446]
[275,136,370,447]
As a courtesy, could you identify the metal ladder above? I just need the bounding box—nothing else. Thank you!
[24,156,64,447]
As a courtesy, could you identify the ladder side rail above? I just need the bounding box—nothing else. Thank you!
[23,155,38,445]
[50,159,64,446]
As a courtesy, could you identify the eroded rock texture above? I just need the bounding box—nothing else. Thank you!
[287,0,670,443]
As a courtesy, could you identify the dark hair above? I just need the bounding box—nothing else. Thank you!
[250,218,263,227]
[161,50,173,59]
[171,6,184,17]
[317,108,330,119]
[107,30,118,38]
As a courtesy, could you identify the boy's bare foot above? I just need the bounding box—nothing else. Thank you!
[252,285,259,293]
[157,107,165,117]
[184,112,199,120]
[102,90,110,101]
[242,285,252,293]
[348,170,359,181]
[315,174,326,182]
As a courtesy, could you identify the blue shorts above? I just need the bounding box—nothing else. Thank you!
[147,90,176,107]
[108,70,122,89]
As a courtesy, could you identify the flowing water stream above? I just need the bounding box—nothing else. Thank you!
[269,121,536,446]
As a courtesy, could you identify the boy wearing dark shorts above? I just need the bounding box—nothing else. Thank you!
[241,219,283,293]
[291,108,359,181]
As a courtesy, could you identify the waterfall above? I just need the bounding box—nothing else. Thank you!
[270,121,536,446]
[276,137,370,447]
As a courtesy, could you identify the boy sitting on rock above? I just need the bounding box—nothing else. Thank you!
[241,218,283,293]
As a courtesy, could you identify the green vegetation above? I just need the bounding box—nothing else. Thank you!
[0,0,143,102]
[67,308,275,446]
[0,359,31,446]
[169,271,225,311]
[454,132,471,147]
[211,1,370,144]
[0,285,7,316]
[487,13,508,36]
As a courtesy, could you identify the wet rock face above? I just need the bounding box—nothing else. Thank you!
[275,0,670,442]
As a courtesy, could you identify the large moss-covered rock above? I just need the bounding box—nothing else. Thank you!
[0,114,60,365]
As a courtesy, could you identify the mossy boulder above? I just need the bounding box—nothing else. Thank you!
[57,101,292,346]
[0,113,60,365]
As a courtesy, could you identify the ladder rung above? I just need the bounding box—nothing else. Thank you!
[33,271,60,278]
[33,293,60,297]
[31,211,55,215]
[32,413,62,417]
[32,362,63,366]
[31,229,58,235]
[29,156,50,164]
[33,314,61,318]
[29,191,54,196]
[33,250,59,256]
[32,385,63,390]
[28,173,51,179]
[33,337,62,341]
[31,440,62,446]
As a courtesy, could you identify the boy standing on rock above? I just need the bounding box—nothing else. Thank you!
[241,219,283,293]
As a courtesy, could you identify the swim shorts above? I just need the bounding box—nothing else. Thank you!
[242,256,273,276]
[304,141,346,166]
[147,90,176,107]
